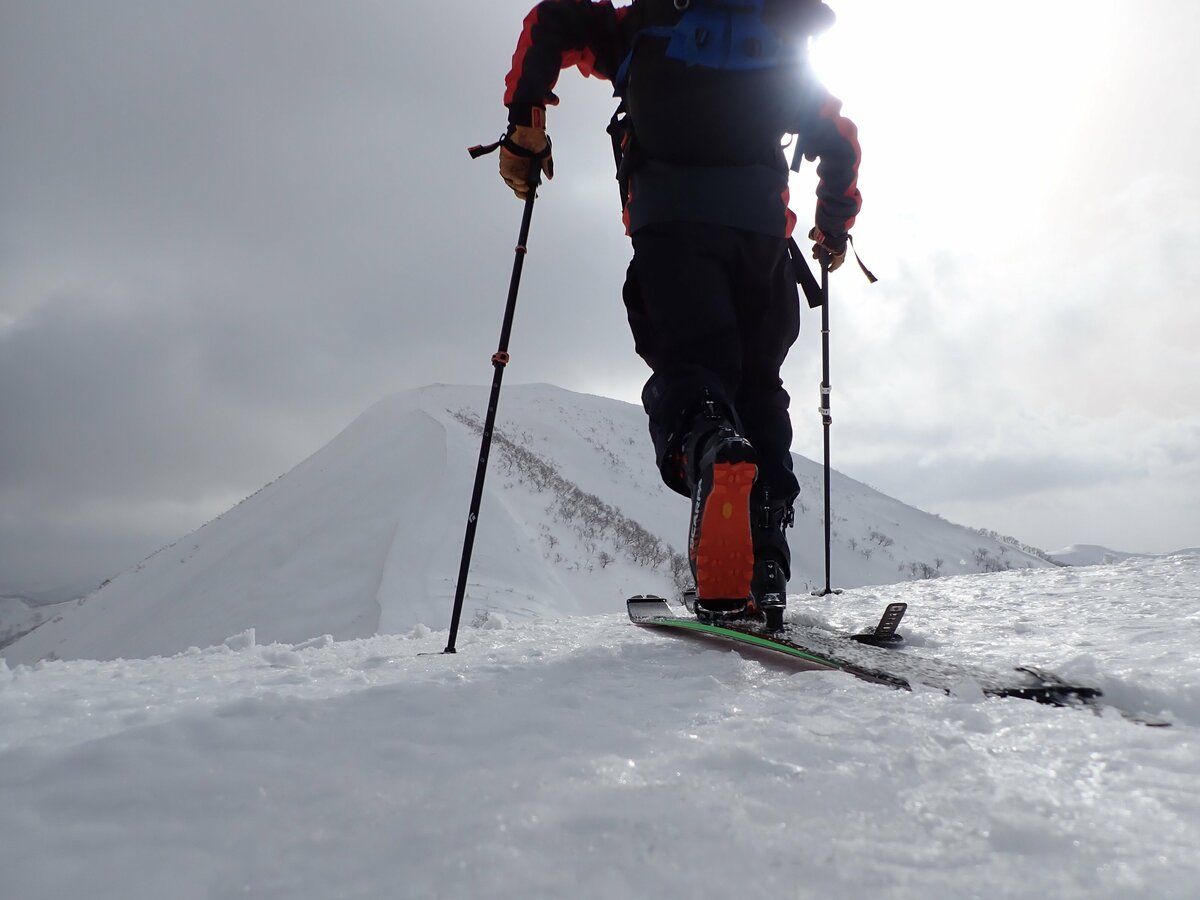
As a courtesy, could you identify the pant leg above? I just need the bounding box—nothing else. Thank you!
[623,222,744,496]
[622,222,801,503]
[733,233,802,507]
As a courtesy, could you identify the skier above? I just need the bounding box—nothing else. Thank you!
[490,0,861,622]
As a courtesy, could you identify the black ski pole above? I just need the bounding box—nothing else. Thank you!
[813,255,843,597]
[444,161,542,653]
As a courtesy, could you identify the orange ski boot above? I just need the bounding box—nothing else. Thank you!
[686,418,758,622]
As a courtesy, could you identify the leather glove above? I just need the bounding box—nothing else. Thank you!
[809,226,847,272]
[499,124,554,200]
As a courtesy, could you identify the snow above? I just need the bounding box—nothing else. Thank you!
[4,384,1055,665]
[3,555,1200,899]
[4,384,1197,896]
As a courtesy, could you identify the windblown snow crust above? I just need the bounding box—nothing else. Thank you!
[2,556,1198,899]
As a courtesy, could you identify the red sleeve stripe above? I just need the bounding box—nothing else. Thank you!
[818,96,862,232]
[561,47,599,78]
[780,186,798,239]
[504,7,542,107]
[505,2,630,107]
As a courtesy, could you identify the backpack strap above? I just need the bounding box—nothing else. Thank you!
[787,237,825,308]
[605,101,636,207]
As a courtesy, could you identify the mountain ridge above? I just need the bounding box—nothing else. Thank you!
[6,383,1058,664]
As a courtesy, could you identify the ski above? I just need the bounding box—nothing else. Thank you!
[628,596,1171,726]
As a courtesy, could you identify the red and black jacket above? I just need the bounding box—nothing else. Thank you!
[504,0,861,240]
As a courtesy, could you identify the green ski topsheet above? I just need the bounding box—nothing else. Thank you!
[627,596,905,686]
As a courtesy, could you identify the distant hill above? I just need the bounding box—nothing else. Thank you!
[1049,544,1151,567]
[1049,544,1200,567]
[5,384,1055,664]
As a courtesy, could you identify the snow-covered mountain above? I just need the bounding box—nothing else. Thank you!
[0,596,50,651]
[5,384,1055,664]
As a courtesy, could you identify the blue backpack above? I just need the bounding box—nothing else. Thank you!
[614,0,833,95]
[607,0,835,191]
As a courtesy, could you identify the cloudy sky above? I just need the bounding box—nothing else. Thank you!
[3,1,1198,602]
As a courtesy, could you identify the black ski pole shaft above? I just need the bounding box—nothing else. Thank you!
[445,168,541,654]
[814,256,841,597]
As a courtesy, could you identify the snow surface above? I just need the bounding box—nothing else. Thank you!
[3,555,1199,899]
[6,384,1055,664]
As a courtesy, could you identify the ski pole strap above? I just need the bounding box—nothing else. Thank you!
[467,136,504,159]
[787,235,878,300]
[467,127,553,162]
[847,235,878,283]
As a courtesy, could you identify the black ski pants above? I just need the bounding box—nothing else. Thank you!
[622,221,802,507]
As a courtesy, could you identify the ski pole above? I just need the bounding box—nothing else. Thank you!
[444,160,542,654]
[813,255,842,598]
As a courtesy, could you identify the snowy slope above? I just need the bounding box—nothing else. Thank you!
[0,596,52,649]
[6,384,1054,664]
[2,555,1198,899]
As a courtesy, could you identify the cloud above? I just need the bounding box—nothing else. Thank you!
[2,1,1199,598]
[0,0,631,599]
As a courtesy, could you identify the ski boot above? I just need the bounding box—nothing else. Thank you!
[683,402,759,624]
[750,491,795,632]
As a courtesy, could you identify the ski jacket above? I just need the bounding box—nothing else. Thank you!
[503,0,861,239]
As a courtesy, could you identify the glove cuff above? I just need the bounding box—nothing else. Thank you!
[809,226,847,255]
[506,105,547,129]
[502,124,551,161]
